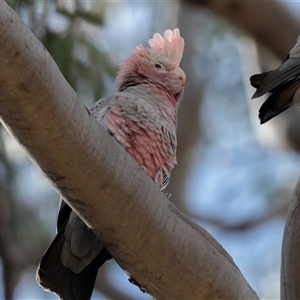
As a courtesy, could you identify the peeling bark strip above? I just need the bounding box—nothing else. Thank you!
[0,1,259,299]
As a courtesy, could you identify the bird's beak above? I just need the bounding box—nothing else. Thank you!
[174,66,186,87]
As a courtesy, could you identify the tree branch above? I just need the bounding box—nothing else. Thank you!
[281,178,300,299]
[189,0,300,59]
[0,1,259,299]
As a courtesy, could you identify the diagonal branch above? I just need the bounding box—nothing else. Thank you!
[0,1,259,299]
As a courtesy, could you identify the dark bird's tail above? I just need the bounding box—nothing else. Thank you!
[256,78,300,124]
[250,51,300,123]
[250,71,271,94]
[37,202,112,300]
[249,33,300,124]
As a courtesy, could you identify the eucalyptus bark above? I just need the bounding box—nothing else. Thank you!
[281,178,300,299]
[0,1,259,299]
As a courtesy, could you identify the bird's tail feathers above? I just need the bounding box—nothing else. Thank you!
[37,222,112,300]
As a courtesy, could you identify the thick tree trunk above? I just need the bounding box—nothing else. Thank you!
[281,178,300,299]
[0,1,259,299]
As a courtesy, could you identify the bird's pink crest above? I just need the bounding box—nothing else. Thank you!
[116,28,185,91]
[148,28,184,65]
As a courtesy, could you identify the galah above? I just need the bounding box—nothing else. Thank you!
[250,35,300,124]
[37,28,185,300]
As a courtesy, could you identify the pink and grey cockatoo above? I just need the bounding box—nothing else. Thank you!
[37,28,185,300]
[251,35,300,123]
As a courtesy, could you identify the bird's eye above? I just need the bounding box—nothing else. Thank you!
[155,63,162,69]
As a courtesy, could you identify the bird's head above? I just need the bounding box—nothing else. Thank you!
[116,29,186,103]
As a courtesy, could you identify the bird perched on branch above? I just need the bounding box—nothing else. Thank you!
[250,36,300,124]
[37,28,185,300]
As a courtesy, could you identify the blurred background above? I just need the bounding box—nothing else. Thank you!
[2,0,300,299]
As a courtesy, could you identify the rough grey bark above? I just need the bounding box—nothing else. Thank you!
[281,178,300,299]
[0,1,259,299]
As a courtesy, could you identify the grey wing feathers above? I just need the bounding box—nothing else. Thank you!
[37,200,112,300]
[257,78,300,123]
[251,36,300,98]
[89,96,112,125]
[250,36,300,123]
[251,58,300,98]
[37,213,112,300]
[61,211,103,273]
